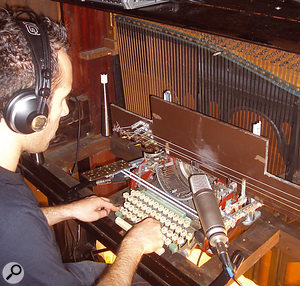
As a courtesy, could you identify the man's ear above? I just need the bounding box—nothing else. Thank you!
[0,116,7,127]
[0,116,10,129]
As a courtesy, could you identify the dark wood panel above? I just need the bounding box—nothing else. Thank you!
[62,4,117,134]
[55,0,300,54]
[84,56,116,134]
[111,104,152,128]
[110,98,300,219]
[150,96,300,219]
[0,0,59,21]
[63,4,110,93]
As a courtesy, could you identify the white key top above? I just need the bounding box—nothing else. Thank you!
[164,238,171,246]
[178,217,185,225]
[165,219,171,227]
[154,213,161,220]
[186,232,193,242]
[173,214,180,223]
[153,202,159,209]
[183,219,191,228]
[148,199,154,206]
[168,212,175,220]
[175,226,182,234]
[170,223,176,231]
[172,233,179,242]
[161,226,168,234]
[160,216,166,224]
[137,210,144,218]
[180,229,187,237]
[123,192,130,199]
[166,230,173,238]
[162,208,170,216]
[177,237,185,246]
[128,205,134,212]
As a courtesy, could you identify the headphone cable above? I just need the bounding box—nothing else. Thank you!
[69,95,81,176]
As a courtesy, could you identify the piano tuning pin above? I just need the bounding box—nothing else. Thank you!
[212,51,222,56]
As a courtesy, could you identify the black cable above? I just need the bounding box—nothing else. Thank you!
[65,221,78,261]
[211,250,245,286]
[197,249,203,267]
[73,224,81,262]
[59,2,65,26]
[92,248,109,255]
[69,95,81,176]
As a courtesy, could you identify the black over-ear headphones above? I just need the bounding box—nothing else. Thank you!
[4,12,51,134]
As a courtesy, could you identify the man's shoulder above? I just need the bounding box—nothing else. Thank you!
[0,179,38,211]
[0,175,47,239]
[0,167,38,203]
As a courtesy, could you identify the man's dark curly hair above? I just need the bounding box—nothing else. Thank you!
[0,8,69,116]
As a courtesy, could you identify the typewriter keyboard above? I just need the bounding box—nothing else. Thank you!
[114,189,194,254]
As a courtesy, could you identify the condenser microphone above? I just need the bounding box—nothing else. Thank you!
[189,174,234,276]
[189,174,228,247]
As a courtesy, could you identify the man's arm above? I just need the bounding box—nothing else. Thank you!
[98,218,164,286]
[41,196,119,226]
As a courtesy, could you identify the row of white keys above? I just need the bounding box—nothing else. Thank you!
[122,191,194,244]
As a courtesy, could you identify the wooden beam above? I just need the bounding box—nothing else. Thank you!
[45,135,110,167]
[79,47,118,60]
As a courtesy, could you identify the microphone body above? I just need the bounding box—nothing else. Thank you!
[189,174,237,277]
[189,174,228,247]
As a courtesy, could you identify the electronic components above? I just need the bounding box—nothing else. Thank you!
[113,120,160,153]
[82,160,130,181]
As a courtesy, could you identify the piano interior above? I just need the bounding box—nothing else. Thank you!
[11,0,300,285]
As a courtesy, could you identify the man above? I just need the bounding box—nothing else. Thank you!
[0,8,163,286]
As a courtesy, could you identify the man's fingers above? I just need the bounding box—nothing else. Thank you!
[98,208,109,218]
[96,197,120,212]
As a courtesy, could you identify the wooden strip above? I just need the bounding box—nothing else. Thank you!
[45,135,110,167]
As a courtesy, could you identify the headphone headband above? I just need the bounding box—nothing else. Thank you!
[18,19,51,112]
[4,11,51,134]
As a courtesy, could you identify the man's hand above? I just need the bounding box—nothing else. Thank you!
[123,217,164,255]
[98,217,164,286]
[42,196,119,226]
[69,196,120,222]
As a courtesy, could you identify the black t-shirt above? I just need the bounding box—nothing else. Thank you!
[0,167,104,285]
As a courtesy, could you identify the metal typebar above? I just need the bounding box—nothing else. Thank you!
[121,168,198,219]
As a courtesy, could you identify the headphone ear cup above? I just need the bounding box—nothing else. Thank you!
[4,89,48,134]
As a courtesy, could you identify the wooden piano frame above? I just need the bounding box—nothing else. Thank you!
[19,131,300,286]
[18,0,300,284]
